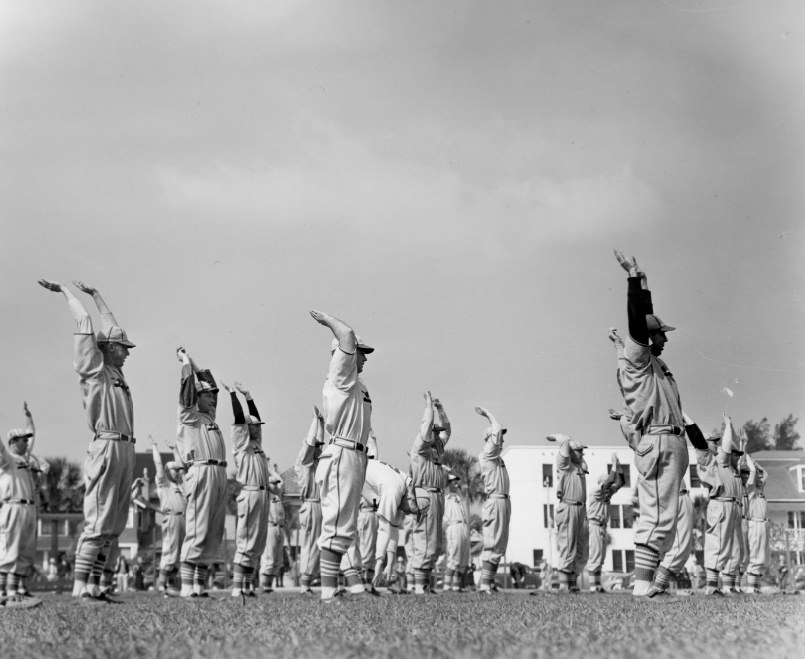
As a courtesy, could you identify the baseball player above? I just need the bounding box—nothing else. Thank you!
[363,459,424,591]
[695,413,743,596]
[443,473,470,592]
[409,391,450,594]
[174,347,228,598]
[149,436,186,597]
[0,403,48,608]
[309,310,374,602]
[402,514,415,594]
[651,483,696,595]
[259,477,286,592]
[219,381,272,598]
[585,454,624,592]
[724,454,751,594]
[475,406,510,594]
[744,453,770,593]
[612,253,698,597]
[358,432,380,587]
[549,433,588,592]
[296,407,325,594]
[39,279,136,603]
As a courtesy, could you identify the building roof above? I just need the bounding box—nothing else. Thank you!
[750,450,805,462]
[751,452,805,504]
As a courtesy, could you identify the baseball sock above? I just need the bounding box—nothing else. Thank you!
[100,568,115,593]
[588,570,601,590]
[300,574,312,591]
[413,568,429,594]
[444,568,454,591]
[653,566,673,592]
[243,566,254,592]
[232,564,246,594]
[721,572,736,591]
[194,565,209,594]
[746,572,761,591]
[7,573,21,596]
[320,548,341,600]
[480,561,497,590]
[0,571,7,596]
[344,567,364,593]
[633,545,659,595]
[706,568,720,591]
[260,574,274,589]
[364,567,375,587]
[180,562,196,595]
[558,570,573,590]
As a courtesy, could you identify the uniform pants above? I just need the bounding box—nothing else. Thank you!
[0,503,36,574]
[316,446,367,554]
[412,489,444,570]
[705,500,740,572]
[181,464,227,564]
[586,522,606,574]
[633,433,689,554]
[659,493,693,575]
[747,520,769,576]
[358,510,378,571]
[160,514,186,569]
[556,503,587,573]
[445,522,470,571]
[260,524,285,576]
[725,517,748,577]
[234,490,269,569]
[481,497,511,564]
[75,439,135,575]
[299,501,322,579]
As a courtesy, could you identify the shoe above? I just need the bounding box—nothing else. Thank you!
[94,591,122,604]
[478,588,491,596]
[300,588,315,595]
[643,587,677,602]
[261,587,274,594]
[163,587,180,598]
[245,591,258,598]
[196,592,210,598]
[79,592,109,606]
[322,590,346,605]
[5,594,43,609]
[705,588,725,597]
[367,587,382,597]
[591,587,606,593]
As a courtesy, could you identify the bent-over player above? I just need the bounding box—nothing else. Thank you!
[586,454,624,592]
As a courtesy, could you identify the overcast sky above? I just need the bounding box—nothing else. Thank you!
[2,0,803,475]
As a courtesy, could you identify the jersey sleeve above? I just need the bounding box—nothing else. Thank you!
[327,347,358,393]
[70,299,104,379]
[177,363,199,426]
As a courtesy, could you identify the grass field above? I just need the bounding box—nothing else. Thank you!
[1,589,803,659]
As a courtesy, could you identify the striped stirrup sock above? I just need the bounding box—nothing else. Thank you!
[706,568,720,590]
[653,565,673,591]
[320,548,341,590]
[634,545,660,583]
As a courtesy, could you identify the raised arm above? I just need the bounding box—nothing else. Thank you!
[176,347,199,412]
[614,251,652,346]
[234,382,262,422]
[150,435,165,485]
[221,381,245,425]
[23,401,35,458]
[420,391,435,441]
[73,281,119,330]
[433,398,451,443]
[309,310,357,354]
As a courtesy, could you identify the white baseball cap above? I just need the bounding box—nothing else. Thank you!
[330,336,375,354]
[97,325,136,348]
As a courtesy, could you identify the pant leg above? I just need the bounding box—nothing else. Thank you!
[234,490,268,569]
[316,448,367,554]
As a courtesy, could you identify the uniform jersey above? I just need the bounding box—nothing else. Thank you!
[410,431,445,490]
[323,348,372,446]
[231,425,271,487]
[479,434,509,496]
[444,492,468,526]
[0,449,45,504]
[556,453,585,504]
[155,472,186,516]
[70,299,134,437]
[363,460,407,524]
[619,335,683,431]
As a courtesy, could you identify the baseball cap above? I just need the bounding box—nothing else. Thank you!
[97,325,136,348]
[330,336,375,354]
[569,440,587,451]
[646,314,675,333]
[245,414,265,426]
[166,461,183,471]
[485,425,507,439]
[194,369,219,394]
[7,428,33,442]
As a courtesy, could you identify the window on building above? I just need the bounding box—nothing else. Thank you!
[532,549,543,567]
[625,550,635,573]
[622,504,634,529]
[543,504,555,528]
[689,464,701,488]
[39,520,52,536]
[542,464,553,488]
[798,466,805,493]
[609,504,621,529]
[788,511,805,530]
[612,550,623,573]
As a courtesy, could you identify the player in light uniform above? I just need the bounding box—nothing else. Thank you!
[259,478,286,592]
[612,253,694,597]
[360,459,423,591]
[149,436,186,597]
[39,280,136,602]
[409,392,451,594]
[0,403,48,608]
[696,414,743,596]
[651,484,695,595]
[744,454,770,593]
[296,407,325,594]
[443,473,470,592]
[585,454,624,592]
[174,348,228,598]
[220,381,272,598]
[725,456,751,594]
[358,432,380,588]
[475,406,510,594]
[309,310,373,602]
[549,434,587,592]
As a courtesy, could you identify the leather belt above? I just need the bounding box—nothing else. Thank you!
[241,485,267,492]
[165,511,184,516]
[303,498,321,503]
[5,499,35,505]
[562,500,583,506]
[329,437,366,452]
[95,431,135,444]
[589,520,604,526]
[748,518,768,522]
[643,424,684,436]
[192,459,227,467]
[488,493,510,499]
[714,497,736,502]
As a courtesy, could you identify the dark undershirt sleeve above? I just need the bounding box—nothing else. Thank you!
[627,277,650,346]
[246,399,261,422]
[685,423,709,451]
[231,393,245,425]
[179,364,197,408]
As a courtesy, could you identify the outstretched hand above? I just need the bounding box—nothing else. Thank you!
[475,406,489,419]
[176,347,190,364]
[613,250,646,282]
[72,281,97,295]
[608,328,624,347]
[309,309,329,326]
[234,382,250,397]
[38,279,64,293]
[219,380,233,393]
[148,434,157,446]
[23,401,31,417]
[608,409,623,421]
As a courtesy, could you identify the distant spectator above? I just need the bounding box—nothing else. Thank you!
[116,556,130,592]
[510,562,527,588]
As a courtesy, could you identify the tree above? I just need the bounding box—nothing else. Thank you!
[39,457,84,512]
[442,447,485,504]
[742,417,772,454]
[773,414,801,450]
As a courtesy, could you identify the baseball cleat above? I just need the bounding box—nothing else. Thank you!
[5,594,43,609]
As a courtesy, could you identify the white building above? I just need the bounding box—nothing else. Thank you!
[504,444,706,573]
